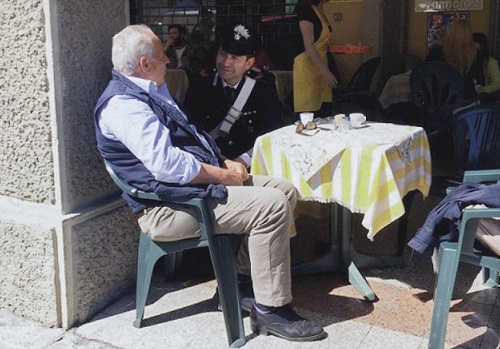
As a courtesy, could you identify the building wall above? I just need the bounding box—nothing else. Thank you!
[408,0,492,60]
[325,1,365,84]
[0,0,54,204]
[0,0,141,328]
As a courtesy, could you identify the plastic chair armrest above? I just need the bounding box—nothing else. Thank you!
[462,208,500,221]
[463,170,500,184]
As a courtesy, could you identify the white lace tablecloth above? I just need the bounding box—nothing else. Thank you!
[251,122,432,240]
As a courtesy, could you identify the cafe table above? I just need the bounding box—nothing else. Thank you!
[251,121,432,300]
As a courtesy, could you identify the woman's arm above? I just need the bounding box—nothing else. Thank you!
[299,20,338,88]
[482,58,500,94]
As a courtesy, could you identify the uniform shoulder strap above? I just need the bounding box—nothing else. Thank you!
[209,76,256,138]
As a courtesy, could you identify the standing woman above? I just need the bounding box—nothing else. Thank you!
[293,0,338,116]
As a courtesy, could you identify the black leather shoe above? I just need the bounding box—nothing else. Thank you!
[250,304,325,341]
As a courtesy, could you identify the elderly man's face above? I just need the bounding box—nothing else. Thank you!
[147,33,169,86]
[215,48,254,86]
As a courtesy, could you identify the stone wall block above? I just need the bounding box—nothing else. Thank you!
[0,220,59,326]
[69,205,139,325]
[53,0,128,213]
[0,0,54,204]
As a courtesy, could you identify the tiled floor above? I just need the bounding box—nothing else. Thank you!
[287,196,499,349]
[1,207,497,349]
[89,244,497,349]
[129,210,498,349]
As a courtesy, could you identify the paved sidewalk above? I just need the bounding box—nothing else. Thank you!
[1,249,498,349]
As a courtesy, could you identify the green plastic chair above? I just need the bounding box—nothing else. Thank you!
[428,169,500,349]
[103,160,246,348]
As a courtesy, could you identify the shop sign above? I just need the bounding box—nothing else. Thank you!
[415,0,484,12]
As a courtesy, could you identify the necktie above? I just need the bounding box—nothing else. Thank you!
[225,86,237,104]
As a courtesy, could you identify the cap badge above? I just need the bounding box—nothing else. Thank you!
[233,25,250,41]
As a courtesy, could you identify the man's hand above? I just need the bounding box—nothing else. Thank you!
[164,37,175,50]
[223,159,249,182]
[223,159,248,174]
[189,162,249,186]
[219,169,248,186]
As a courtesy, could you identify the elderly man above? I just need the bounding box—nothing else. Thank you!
[94,24,325,342]
[184,23,289,170]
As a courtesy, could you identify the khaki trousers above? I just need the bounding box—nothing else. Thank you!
[137,175,298,307]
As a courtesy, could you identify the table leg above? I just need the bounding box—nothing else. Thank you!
[291,209,339,276]
[335,205,377,302]
[347,191,417,269]
[291,203,376,302]
[291,245,339,276]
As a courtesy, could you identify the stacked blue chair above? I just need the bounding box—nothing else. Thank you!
[103,160,246,348]
[451,102,500,177]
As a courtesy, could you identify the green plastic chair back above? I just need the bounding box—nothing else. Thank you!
[103,160,246,348]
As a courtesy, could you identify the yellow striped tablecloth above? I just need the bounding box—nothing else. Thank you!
[251,122,432,240]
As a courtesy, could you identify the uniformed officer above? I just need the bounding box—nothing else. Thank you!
[184,23,293,313]
[184,23,289,169]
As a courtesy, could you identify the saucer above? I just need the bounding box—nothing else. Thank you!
[317,124,337,131]
[298,129,319,136]
[351,123,368,129]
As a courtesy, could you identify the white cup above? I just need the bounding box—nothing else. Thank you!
[334,114,346,128]
[350,113,366,127]
[300,112,314,125]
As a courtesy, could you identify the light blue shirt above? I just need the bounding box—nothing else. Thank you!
[98,75,213,185]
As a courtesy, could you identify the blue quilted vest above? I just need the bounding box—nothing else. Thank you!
[94,70,227,213]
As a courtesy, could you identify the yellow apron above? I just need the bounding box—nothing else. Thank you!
[293,6,332,113]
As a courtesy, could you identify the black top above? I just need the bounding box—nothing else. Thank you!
[293,4,339,81]
[294,5,331,56]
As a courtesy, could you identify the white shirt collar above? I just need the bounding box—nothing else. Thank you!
[220,75,243,89]
[123,74,173,102]
[124,75,158,92]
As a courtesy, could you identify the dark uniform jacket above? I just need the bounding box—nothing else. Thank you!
[184,72,287,160]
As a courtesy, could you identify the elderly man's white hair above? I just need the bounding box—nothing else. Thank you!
[112,25,155,76]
